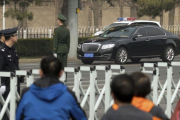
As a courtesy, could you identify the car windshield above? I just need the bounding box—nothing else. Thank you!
[102,23,128,31]
[102,27,136,38]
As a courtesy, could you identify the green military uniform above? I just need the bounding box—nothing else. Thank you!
[53,14,70,67]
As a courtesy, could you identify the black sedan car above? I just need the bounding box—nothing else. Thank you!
[77,25,180,64]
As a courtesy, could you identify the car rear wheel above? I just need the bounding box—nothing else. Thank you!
[162,46,175,62]
[81,59,94,64]
[115,47,128,64]
[130,58,141,63]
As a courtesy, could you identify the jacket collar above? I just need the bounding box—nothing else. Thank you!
[33,76,63,88]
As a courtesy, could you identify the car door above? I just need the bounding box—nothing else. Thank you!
[146,27,166,56]
[129,27,150,56]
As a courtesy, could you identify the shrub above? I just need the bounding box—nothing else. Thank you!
[15,37,92,57]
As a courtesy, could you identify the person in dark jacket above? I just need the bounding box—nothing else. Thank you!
[131,72,169,120]
[0,27,20,98]
[101,74,156,120]
[16,56,87,120]
[0,30,5,47]
[0,27,20,120]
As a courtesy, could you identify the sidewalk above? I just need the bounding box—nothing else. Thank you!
[19,57,79,63]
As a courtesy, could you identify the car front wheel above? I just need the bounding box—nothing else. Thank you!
[115,47,128,64]
[162,46,175,62]
[81,59,94,64]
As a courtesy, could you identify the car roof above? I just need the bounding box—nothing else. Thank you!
[113,20,160,24]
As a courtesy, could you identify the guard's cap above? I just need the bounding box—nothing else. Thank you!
[1,27,18,36]
[58,14,67,21]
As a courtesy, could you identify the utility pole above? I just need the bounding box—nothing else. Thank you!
[68,0,78,58]
[3,0,5,29]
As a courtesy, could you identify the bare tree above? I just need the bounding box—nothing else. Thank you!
[87,0,116,27]
[54,0,63,25]
[122,0,137,18]
[169,8,175,26]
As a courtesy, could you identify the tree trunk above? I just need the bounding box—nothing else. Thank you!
[88,8,92,26]
[55,0,63,26]
[120,6,123,17]
[22,18,27,29]
[160,12,163,26]
[92,0,102,28]
[98,9,102,26]
[61,0,68,27]
[119,0,123,17]
[168,8,175,26]
[98,0,102,26]
[18,7,28,29]
[93,9,99,28]
[130,6,137,18]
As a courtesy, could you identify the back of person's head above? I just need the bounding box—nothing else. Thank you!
[40,56,63,78]
[131,72,151,98]
[111,74,135,103]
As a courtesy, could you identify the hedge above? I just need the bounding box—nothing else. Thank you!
[14,37,92,57]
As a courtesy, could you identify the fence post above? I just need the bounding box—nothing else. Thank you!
[105,66,111,112]
[23,30,26,39]
[10,73,16,120]
[167,63,172,118]
[89,67,95,120]
[49,29,52,38]
[74,68,80,102]
[153,64,158,105]
[26,71,33,87]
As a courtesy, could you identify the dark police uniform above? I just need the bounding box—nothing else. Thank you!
[0,27,20,99]
[0,31,3,48]
[53,14,70,67]
[0,41,3,47]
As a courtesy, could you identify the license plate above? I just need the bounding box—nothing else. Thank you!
[84,53,94,58]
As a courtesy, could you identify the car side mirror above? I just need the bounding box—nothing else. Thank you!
[133,34,143,40]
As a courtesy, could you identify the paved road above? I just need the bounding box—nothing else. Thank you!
[19,57,180,119]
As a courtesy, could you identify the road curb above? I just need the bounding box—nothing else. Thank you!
[19,57,79,63]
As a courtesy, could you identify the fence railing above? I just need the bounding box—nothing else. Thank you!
[0,26,106,39]
[1,62,180,119]
[1,25,180,39]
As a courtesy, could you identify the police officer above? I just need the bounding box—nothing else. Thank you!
[0,27,20,99]
[53,14,70,68]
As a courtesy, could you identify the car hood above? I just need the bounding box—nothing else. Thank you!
[82,37,127,44]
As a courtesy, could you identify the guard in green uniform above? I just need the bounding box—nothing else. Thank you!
[53,14,70,68]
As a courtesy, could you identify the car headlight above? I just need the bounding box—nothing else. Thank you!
[101,44,115,49]
[77,44,81,49]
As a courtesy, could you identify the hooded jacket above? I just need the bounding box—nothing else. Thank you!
[16,76,87,120]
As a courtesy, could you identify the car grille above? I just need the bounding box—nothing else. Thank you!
[82,43,100,52]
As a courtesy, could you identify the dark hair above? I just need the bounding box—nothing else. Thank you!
[58,19,65,25]
[5,36,11,41]
[41,56,63,77]
[111,74,135,103]
[131,72,151,97]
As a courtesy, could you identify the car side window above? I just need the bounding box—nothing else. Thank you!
[134,28,147,37]
[131,22,159,27]
[158,29,166,35]
[131,23,140,26]
[146,27,165,36]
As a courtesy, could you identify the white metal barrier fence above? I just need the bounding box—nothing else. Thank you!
[1,25,180,39]
[0,63,180,119]
[141,62,180,118]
